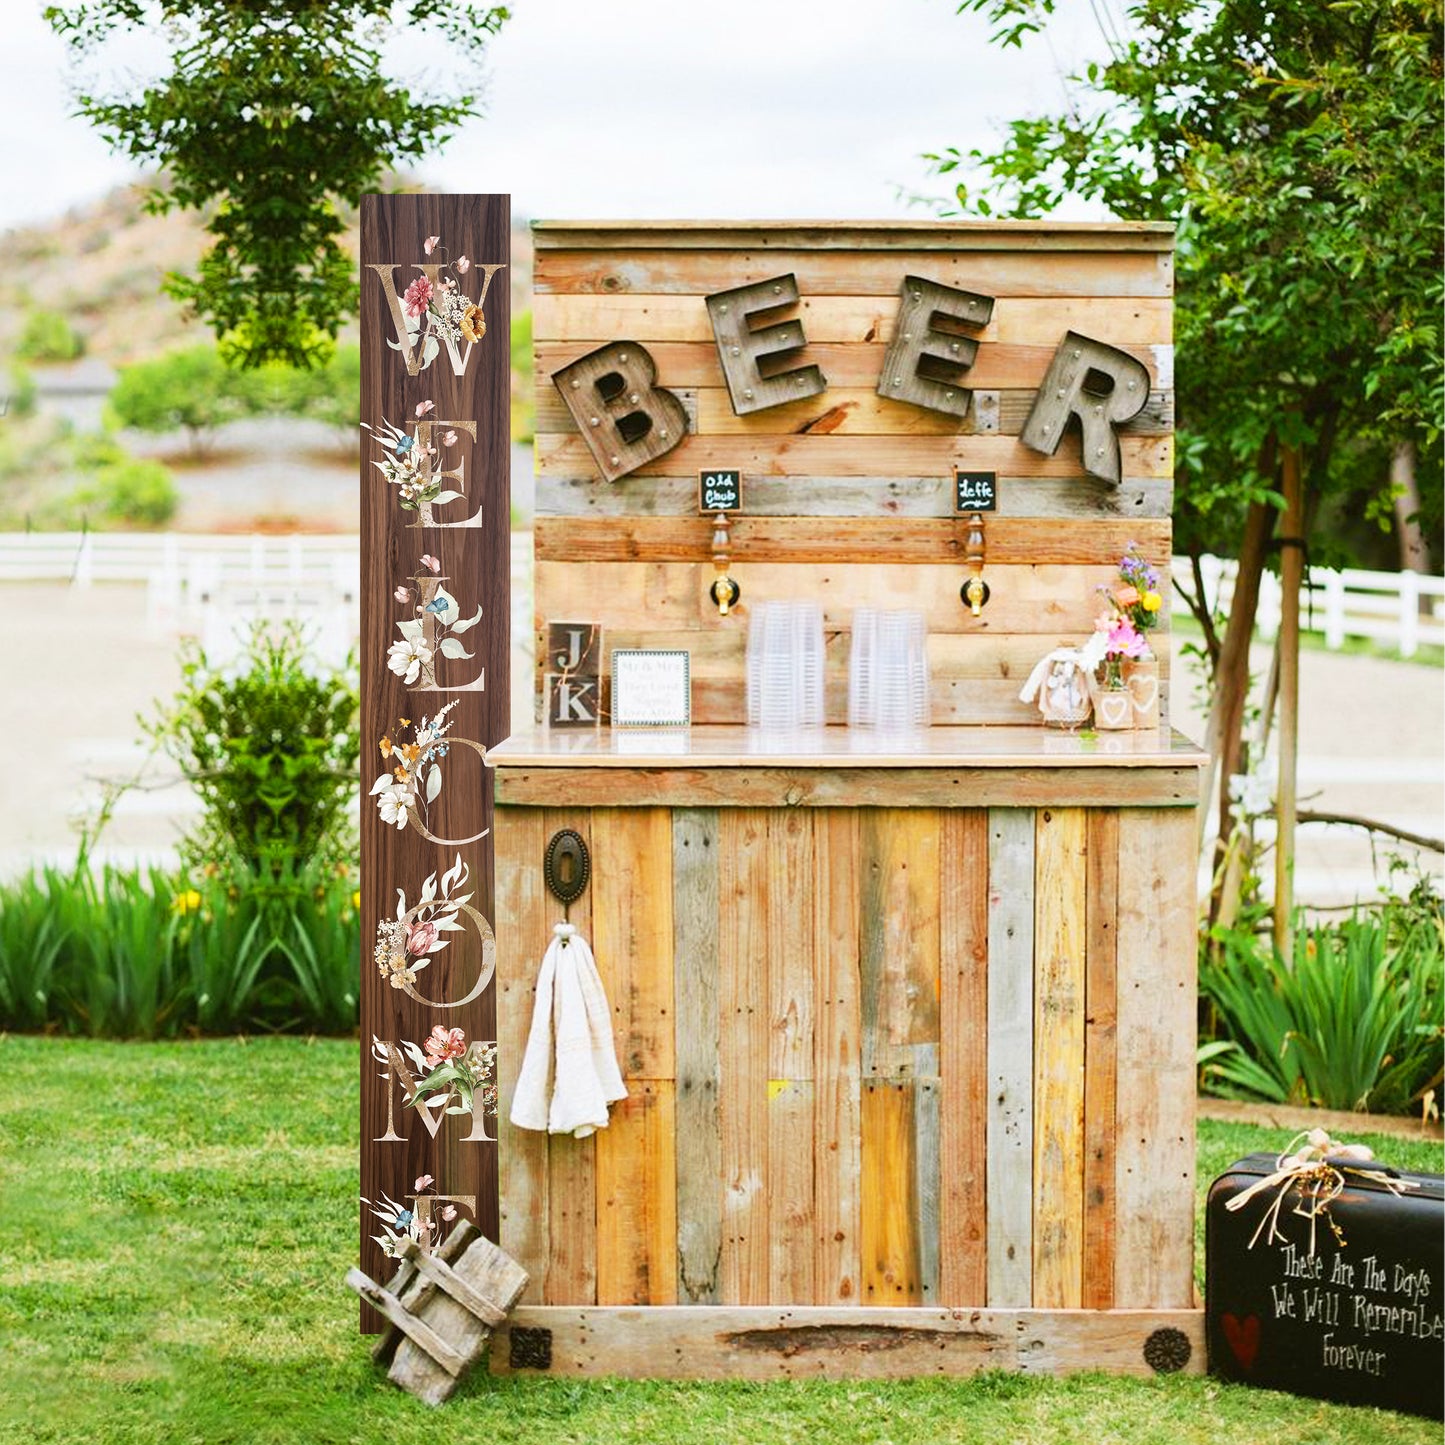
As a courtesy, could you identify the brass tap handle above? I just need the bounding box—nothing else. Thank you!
[960,510,988,616]
[961,575,991,617]
[709,509,740,615]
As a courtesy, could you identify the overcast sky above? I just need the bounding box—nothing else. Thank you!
[0,0,1122,232]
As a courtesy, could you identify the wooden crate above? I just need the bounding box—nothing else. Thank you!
[531,220,1175,727]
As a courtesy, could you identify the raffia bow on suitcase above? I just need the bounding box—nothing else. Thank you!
[1225,1127,1420,1254]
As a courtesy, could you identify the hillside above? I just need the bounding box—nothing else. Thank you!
[0,178,533,368]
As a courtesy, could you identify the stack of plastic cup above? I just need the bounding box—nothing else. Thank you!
[746,601,826,727]
[848,608,930,729]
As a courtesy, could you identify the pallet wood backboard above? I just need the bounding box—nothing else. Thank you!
[531,220,1174,726]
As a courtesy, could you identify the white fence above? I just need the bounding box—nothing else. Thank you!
[0,531,360,669]
[1174,554,1445,658]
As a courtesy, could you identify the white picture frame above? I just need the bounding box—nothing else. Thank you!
[611,649,691,728]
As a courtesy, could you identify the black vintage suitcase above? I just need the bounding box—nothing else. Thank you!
[1207,1151,1444,1418]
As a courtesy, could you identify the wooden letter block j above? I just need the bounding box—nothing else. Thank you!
[545,621,602,728]
[551,342,687,482]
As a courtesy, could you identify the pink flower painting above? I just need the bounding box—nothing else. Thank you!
[403,275,433,318]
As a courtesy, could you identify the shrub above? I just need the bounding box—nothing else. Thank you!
[70,456,179,527]
[0,862,359,1037]
[284,342,360,436]
[142,622,359,882]
[1200,896,1445,1115]
[4,363,37,419]
[108,344,255,455]
[16,308,84,363]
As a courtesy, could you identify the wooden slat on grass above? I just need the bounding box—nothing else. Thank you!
[812,809,863,1305]
[673,807,723,1304]
[940,809,989,1306]
[1114,808,1198,1309]
[718,808,771,1304]
[494,806,549,1303]
[1083,808,1120,1309]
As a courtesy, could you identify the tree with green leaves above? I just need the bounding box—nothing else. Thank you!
[930,0,1443,924]
[46,1,510,369]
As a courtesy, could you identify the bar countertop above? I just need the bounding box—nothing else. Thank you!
[486,724,1209,771]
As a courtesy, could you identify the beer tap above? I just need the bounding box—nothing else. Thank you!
[960,511,990,617]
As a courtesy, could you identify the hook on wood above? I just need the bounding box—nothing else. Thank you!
[544,829,590,907]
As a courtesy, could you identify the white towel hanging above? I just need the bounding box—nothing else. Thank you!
[510,921,627,1138]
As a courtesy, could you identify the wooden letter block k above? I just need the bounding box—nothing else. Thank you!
[551,342,688,483]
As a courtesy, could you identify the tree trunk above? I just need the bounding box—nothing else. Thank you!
[1393,440,1429,574]
[1273,445,1305,954]
[1200,493,1276,882]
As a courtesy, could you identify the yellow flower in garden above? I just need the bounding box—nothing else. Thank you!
[352,890,361,911]
[460,303,487,344]
[1142,590,1162,612]
[172,889,203,915]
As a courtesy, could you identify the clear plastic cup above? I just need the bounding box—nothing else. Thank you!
[848,608,929,729]
[747,600,826,727]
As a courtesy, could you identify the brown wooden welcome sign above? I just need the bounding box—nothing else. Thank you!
[359,193,510,1330]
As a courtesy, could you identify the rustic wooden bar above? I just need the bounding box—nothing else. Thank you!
[489,727,1206,1378]
[492,218,1203,1379]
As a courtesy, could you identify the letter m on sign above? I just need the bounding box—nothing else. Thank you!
[371,1040,496,1144]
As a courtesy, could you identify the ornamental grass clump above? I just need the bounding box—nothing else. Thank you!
[1200,898,1444,1116]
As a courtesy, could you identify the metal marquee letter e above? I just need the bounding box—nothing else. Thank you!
[876,275,994,420]
[551,341,688,483]
[1020,331,1151,484]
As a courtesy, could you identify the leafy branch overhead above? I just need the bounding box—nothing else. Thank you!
[45,1,510,367]
[930,0,1443,560]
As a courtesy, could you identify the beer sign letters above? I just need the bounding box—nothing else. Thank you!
[552,270,1150,486]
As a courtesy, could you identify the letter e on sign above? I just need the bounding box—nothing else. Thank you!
[877,275,995,420]
[705,274,827,415]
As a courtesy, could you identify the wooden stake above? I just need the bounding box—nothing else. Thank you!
[1273,445,1304,955]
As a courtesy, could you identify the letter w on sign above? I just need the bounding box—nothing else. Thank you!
[368,263,506,377]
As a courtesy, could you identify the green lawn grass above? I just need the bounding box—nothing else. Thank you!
[0,1036,1439,1445]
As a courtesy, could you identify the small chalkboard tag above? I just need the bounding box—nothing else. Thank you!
[611,649,691,728]
[955,469,997,513]
[700,469,742,513]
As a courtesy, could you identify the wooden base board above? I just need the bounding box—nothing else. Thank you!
[490,1306,1204,1380]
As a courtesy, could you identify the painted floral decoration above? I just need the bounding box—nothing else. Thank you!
[389,236,483,372]
[370,702,458,830]
[362,410,465,515]
[363,1175,464,1260]
[369,1029,498,1129]
[386,557,483,685]
[373,855,473,991]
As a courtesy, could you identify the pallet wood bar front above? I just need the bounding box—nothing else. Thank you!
[490,730,1207,1354]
